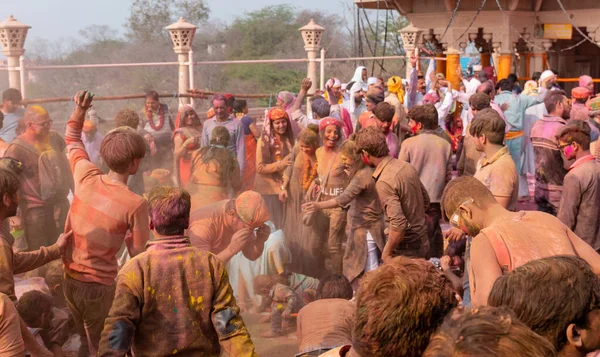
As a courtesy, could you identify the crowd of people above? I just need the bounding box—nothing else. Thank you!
[0,53,599,357]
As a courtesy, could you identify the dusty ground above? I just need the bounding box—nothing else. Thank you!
[63,312,299,357]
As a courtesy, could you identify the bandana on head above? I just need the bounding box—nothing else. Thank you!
[367,77,378,86]
[333,78,342,87]
[318,117,343,132]
[423,92,440,104]
[235,191,269,228]
[387,76,405,104]
[572,87,590,100]
[277,91,296,111]
[267,108,288,121]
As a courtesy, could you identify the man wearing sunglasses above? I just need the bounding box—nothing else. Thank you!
[441,176,600,307]
[5,105,72,252]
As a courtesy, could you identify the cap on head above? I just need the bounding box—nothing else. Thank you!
[572,87,590,100]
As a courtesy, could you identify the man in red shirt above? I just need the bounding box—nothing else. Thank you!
[63,91,149,355]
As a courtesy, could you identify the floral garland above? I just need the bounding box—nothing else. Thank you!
[273,135,283,162]
[145,105,165,131]
[302,157,318,192]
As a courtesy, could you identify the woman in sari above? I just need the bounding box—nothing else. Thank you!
[302,138,384,288]
[254,108,294,229]
[306,118,348,277]
[173,105,202,187]
[185,126,241,212]
[279,125,320,277]
[233,100,260,192]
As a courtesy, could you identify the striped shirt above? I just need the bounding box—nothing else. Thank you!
[63,108,149,285]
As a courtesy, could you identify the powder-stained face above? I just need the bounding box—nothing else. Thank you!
[272,118,288,136]
[145,97,160,112]
[366,100,376,111]
[300,142,316,156]
[408,118,421,135]
[323,126,340,148]
[30,117,52,138]
[332,86,342,98]
[213,100,229,120]
[340,153,354,171]
[559,140,577,161]
[276,99,285,109]
[376,118,392,135]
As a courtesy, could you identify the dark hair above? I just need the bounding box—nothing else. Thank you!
[100,127,146,174]
[355,126,389,158]
[298,125,319,148]
[488,255,600,352]
[423,306,557,357]
[232,100,247,115]
[0,158,23,175]
[0,168,20,198]
[194,126,237,185]
[498,79,513,92]
[311,98,331,119]
[532,72,542,82]
[2,88,22,103]
[558,120,591,151]
[408,105,439,130]
[17,290,53,328]
[353,257,458,357]
[373,102,395,123]
[114,109,141,129]
[544,90,567,114]
[441,176,498,221]
[317,274,353,300]
[469,92,491,111]
[180,107,201,128]
[145,90,159,101]
[225,95,235,109]
[507,73,518,83]
[147,186,191,235]
[469,108,506,145]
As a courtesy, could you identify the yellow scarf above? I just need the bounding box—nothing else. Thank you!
[387,76,405,104]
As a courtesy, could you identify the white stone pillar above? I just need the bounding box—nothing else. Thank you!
[299,20,325,95]
[166,18,198,106]
[399,23,422,79]
[0,16,31,92]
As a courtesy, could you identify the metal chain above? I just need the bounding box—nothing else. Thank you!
[440,0,462,41]
[555,0,599,47]
[455,0,487,44]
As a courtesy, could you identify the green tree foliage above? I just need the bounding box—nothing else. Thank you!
[126,0,210,42]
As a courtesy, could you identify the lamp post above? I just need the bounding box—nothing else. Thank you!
[166,17,197,106]
[399,23,422,79]
[299,19,325,95]
[0,15,30,92]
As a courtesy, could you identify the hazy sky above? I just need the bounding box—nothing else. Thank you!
[3,0,350,43]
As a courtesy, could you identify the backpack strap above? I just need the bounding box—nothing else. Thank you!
[8,138,41,156]
[482,229,512,273]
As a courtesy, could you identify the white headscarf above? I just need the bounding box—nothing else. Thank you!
[350,66,367,86]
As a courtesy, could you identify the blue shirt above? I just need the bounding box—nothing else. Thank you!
[0,108,25,143]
